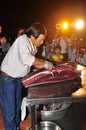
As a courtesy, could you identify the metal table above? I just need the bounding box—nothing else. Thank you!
[21,64,86,130]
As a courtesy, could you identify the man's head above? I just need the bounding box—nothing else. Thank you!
[26,22,47,47]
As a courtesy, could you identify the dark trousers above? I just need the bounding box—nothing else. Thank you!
[62,53,68,61]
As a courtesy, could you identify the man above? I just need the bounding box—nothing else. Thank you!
[0,22,54,130]
[60,36,68,61]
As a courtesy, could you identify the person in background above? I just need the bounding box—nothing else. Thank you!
[17,27,26,37]
[51,45,64,62]
[68,45,77,62]
[45,43,52,60]
[0,22,54,130]
[0,34,10,59]
[59,36,68,61]
[76,48,86,66]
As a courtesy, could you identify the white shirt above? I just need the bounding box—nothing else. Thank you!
[1,34,37,78]
[68,48,76,61]
[76,55,86,66]
[60,38,67,54]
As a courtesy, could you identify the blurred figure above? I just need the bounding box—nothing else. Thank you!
[68,45,77,62]
[0,34,10,59]
[76,47,86,66]
[59,36,68,61]
[45,43,52,60]
[51,45,64,62]
[17,27,26,37]
[50,39,57,53]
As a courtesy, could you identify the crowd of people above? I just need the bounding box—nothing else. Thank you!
[41,35,86,66]
[0,24,86,66]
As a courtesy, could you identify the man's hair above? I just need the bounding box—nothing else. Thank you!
[26,22,47,38]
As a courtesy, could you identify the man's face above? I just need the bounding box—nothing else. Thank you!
[31,34,46,47]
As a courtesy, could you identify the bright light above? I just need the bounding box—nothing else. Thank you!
[61,22,69,29]
[75,20,84,29]
[77,64,83,71]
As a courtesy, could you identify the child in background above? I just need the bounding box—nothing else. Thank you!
[51,45,64,62]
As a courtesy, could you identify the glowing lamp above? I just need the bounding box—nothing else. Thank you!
[75,20,84,29]
[61,22,69,29]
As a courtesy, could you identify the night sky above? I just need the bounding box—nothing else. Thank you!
[0,0,86,35]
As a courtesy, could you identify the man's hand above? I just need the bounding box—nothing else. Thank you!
[44,61,54,70]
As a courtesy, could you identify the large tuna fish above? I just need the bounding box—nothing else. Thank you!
[21,62,82,98]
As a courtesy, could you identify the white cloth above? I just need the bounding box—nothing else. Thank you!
[21,97,30,121]
[1,34,37,78]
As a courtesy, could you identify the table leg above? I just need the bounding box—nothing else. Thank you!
[30,105,37,130]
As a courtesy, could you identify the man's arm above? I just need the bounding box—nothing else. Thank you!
[33,57,54,70]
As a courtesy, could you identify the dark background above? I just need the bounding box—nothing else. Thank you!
[0,0,86,36]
